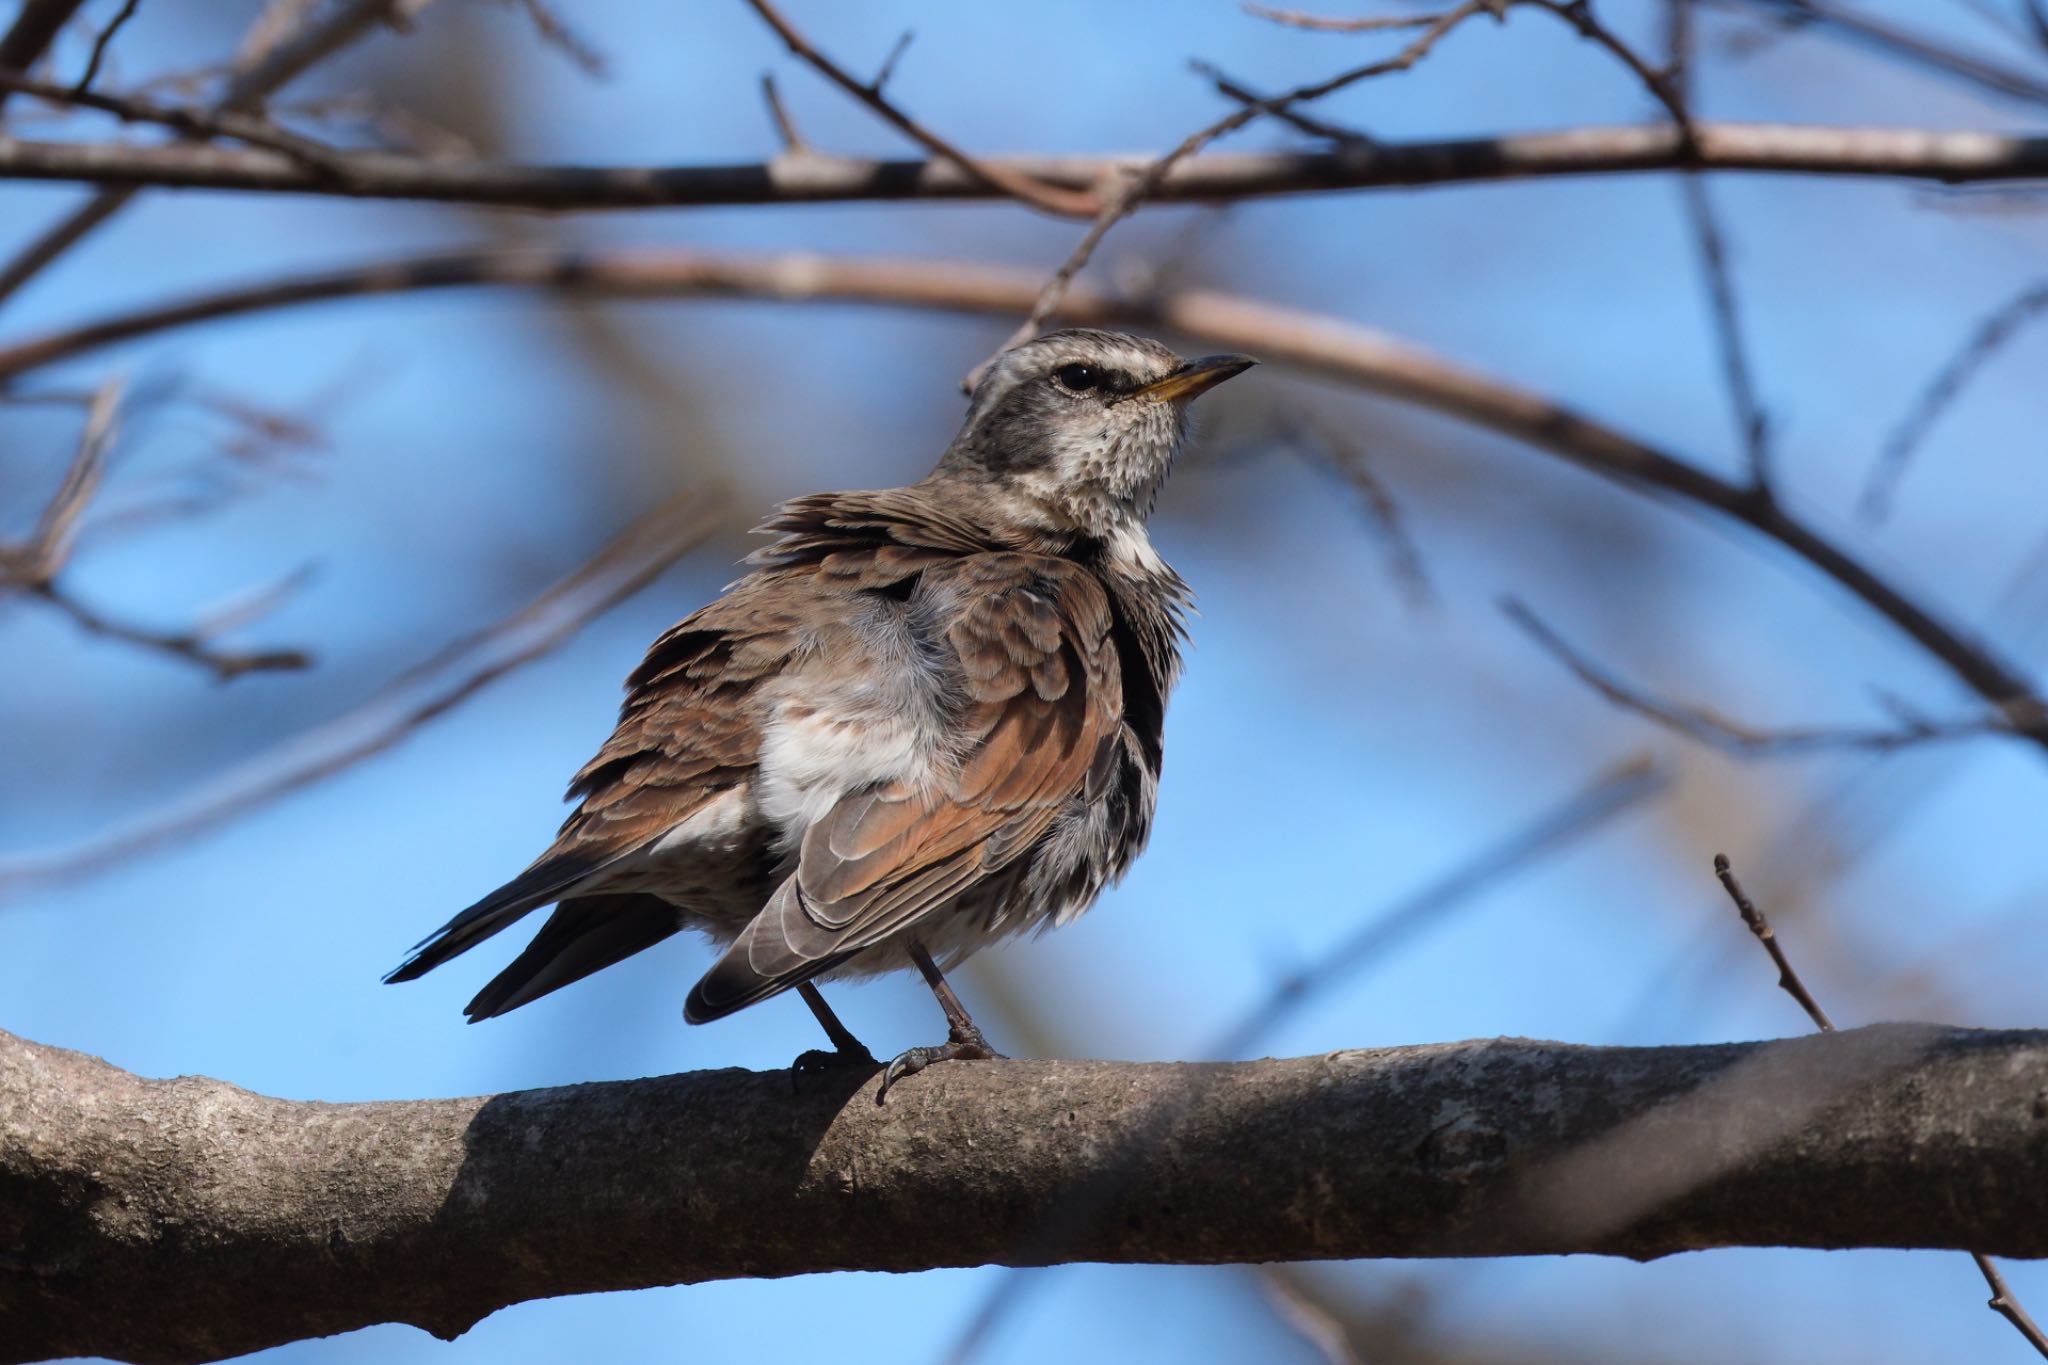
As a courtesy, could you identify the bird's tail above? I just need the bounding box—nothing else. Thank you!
[383,854,605,986]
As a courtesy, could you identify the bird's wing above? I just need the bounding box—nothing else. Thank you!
[685,553,1123,1021]
[385,580,802,984]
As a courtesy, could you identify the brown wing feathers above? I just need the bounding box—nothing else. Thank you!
[685,555,1119,1022]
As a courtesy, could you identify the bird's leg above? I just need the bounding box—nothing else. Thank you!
[791,981,877,1072]
[878,942,1007,1103]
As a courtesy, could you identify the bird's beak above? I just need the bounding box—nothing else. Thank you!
[1136,354,1258,404]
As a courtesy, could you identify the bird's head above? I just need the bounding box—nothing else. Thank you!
[933,329,1254,541]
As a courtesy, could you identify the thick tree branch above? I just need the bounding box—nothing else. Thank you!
[1,122,2047,207]
[5,1023,2047,1363]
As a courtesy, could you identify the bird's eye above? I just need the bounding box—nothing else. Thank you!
[1054,363,1100,393]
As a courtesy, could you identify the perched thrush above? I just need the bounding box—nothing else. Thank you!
[386,330,1253,1091]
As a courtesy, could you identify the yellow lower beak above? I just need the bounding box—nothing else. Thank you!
[1137,354,1258,404]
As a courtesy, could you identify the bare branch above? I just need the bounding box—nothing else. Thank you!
[491,0,607,79]
[9,372,122,582]
[12,578,312,680]
[978,1,1512,374]
[1712,857,2048,1359]
[0,69,347,168]
[1245,4,1463,33]
[5,122,2048,208]
[1975,1254,2048,1361]
[1859,280,2048,524]
[0,0,90,112]
[1716,0,2048,110]
[1191,59,1373,143]
[742,0,1098,217]
[1661,18,1776,494]
[0,489,721,893]
[1712,854,1836,1030]
[1503,597,2014,754]
[0,374,316,679]
[8,1023,2048,1364]
[758,72,808,153]
[1210,755,1666,1058]
[0,246,2042,764]
[69,0,144,95]
[1256,1270,1365,1365]
[0,0,440,307]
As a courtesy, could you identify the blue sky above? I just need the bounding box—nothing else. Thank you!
[5,1,2048,1361]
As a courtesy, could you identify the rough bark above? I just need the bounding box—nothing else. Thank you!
[2,123,2047,209]
[5,1023,2048,1362]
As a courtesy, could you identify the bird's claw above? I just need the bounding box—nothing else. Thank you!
[875,1027,1004,1105]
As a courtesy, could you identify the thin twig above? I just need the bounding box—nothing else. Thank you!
[741,0,1096,217]
[1274,412,1435,612]
[1211,754,1667,1057]
[1190,60,1373,143]
[1255,1269,1364,1365]
[69,0,144,94]
[0,375,313,679]
[1711,854,1836,1030]
[978,0,1496,376]
[1244,4,1461,33]
[758,73,807,152]
[0,70,347,168]
[15,578,312,680]
[492,0,606,78]
[0,490,721,892]
[1524,0,1691,126]
[11,373,123,583]
[0,0,438,308]
[1664,0,1773,491]
[1859,280,2048,524]
[1679,175,1773,491]
[1711,855,2048,1359]
[1974,1254,2048,1359]
[1504,596,2014,754]
[1714,0,2048,110]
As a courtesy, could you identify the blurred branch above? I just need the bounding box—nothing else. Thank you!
[1245,4,1457,33]
[1281,413,1436,612]
[1859,279,2048,524]
[1504,597,2016,754]
[743,0,1098,217]
[0,69,347,167]
[1191,60,1374,142]
[0,0,439,308]
[0,374,311,679]
[980,0,1500,372]
[490,0,606,79]
[9,1022,2048,1364]
[0,0,89,112]
[1712,0,2048,110]
[70,0,143,95]
[1712,856,2048,1359]
[7,122,2048,206]
[3,245,2042,768]
[1211,754,1666,1056]
[0,488,721,894]
[1677,175,1774,491]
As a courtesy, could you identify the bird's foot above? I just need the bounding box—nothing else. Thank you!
[876,1023,1005,1105]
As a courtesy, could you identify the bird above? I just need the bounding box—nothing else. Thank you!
[384,329,1253,1093]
